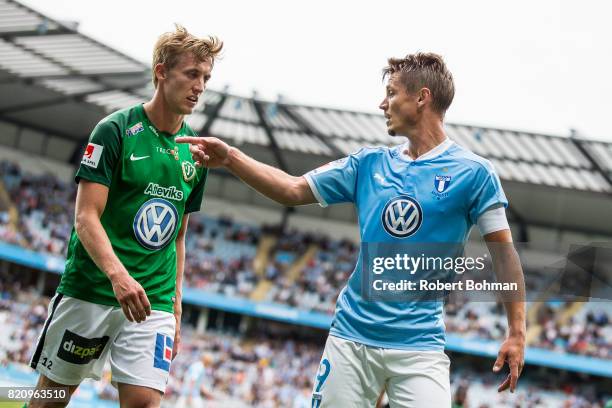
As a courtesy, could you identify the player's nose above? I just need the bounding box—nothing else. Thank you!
[379,97,388,111]
[194,79,204,94]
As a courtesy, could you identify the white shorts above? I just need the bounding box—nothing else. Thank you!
[312,335,451,408]
[29,293,176,393]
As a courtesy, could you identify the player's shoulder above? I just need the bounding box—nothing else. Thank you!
[348,144,392,162]
[447,142,497,175]
[94,104,142,134]
[308,145,385,175]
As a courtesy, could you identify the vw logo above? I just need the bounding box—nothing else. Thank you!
[133,198,178,250]
[381,196,423,238]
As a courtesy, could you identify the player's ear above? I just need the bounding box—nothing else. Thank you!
[417,88,431,108]
[154,63,167,84]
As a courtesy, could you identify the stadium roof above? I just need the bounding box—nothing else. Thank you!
[0,0,611,236]
[0,0,150,142]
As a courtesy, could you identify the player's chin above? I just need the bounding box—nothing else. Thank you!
[179,105,194,115]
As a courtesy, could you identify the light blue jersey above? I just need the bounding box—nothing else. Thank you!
[304,140,507,350]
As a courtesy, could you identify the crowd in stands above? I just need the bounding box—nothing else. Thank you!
[1,159,611,362]
[167,328,319,407]
[183,215,260,298]
[1,284,610,407]
[447,358,610,408]
[269,237,356,314]
[0,279,316,406]
[0,273,47,368]
[533,302,611,360]
[0,160,74,255]
[444,300,508,341]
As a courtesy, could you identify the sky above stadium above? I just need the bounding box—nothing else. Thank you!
[22,0,611,141]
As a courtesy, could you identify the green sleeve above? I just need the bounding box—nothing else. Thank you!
[75,119,122,187]
[185,167,208,213]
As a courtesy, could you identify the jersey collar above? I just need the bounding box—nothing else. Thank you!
[138,103,186,138]
[398,138,454,162]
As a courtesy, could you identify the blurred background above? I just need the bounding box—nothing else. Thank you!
[0,0,611,406]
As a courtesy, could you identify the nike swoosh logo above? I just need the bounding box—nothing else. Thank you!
[130,154,150,161]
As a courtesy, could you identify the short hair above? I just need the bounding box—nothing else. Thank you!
[152,24,223,87]
[382,52,455,115]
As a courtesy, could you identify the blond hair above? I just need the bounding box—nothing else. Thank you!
[152,24,223,87]
[383,52,455,115]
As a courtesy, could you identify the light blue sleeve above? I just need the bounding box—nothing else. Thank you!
[303,150,362,207]
[468,162,508,225]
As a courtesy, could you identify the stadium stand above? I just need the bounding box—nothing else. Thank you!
[2,280,611,407]
[1,0,612,405]
[1,156,611,368]
[267,237,356,314]
[533,301,611,360]
[2,0,612,238]
[183,215,259,297]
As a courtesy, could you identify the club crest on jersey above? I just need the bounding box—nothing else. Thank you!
[153,333,173,372]
[381,196,423,238]
[126,122,144,137]
[133,198,178,250]
[181,161,196,182]
[434,175,451,193]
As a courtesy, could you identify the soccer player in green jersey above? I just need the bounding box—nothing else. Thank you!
[27,26,222,408]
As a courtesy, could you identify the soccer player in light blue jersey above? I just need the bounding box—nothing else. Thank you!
[177,52,526,407]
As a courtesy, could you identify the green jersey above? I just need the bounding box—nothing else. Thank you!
[58,104,207,313]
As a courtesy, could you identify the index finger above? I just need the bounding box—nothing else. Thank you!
[175,136,204,145]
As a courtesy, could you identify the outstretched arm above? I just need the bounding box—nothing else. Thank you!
[176,136,316,206]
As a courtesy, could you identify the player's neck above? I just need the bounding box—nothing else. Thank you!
[143,96,184,135]
[403,117,447,160]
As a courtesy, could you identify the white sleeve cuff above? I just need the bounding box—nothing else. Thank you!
[477,206,509,235]
[303,174,328,208]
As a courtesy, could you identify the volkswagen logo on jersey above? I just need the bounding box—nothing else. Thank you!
[434,175,452,193]
[381,196,423,238]
[133,198,178,250]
